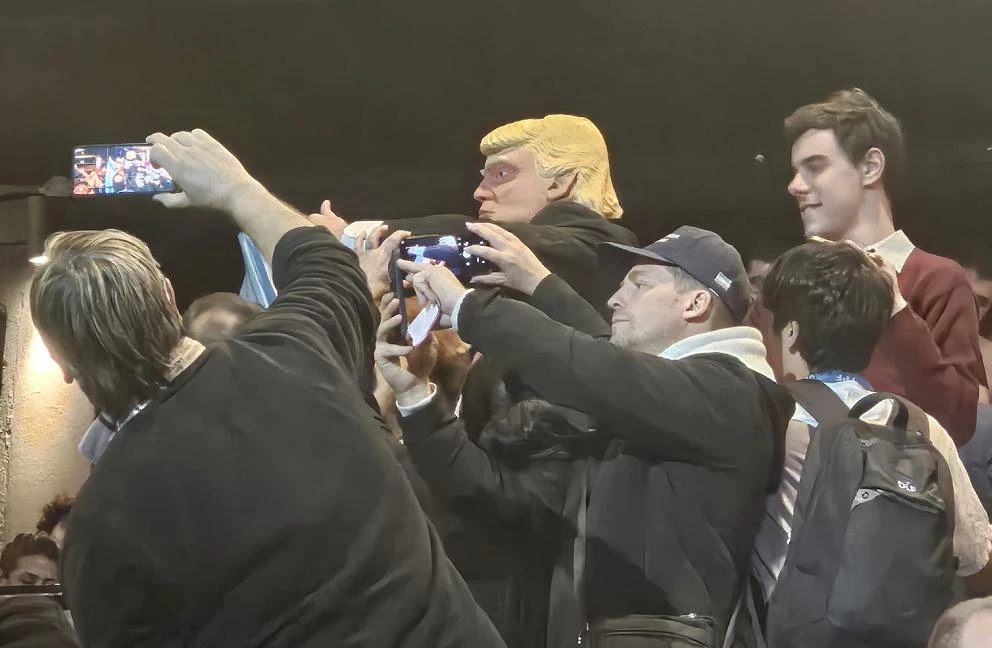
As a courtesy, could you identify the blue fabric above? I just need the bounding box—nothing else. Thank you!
[959,404,992,516]
[238,233,276,308]
[807,370,872,390]
[78,416,115,465]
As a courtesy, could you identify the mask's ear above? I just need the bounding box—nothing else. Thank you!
[860,147,886,187]
[545,170,578,202]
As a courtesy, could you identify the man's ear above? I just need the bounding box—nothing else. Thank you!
[545,170,578,202]
[860,147,886,187]
[783,320,800,353]
[684,289,714,323]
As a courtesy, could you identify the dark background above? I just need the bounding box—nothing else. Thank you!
[2,0,990,307]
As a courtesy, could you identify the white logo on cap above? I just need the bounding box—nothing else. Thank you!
[714,272,732,291]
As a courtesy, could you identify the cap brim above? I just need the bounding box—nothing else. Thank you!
[598,242,675,289]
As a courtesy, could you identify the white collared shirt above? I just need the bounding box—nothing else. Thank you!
[865,229,916,274]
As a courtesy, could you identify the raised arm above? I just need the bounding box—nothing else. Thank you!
[455,290,760,465]
[148,130,376,376]
[397,259,766,466]
[148,129,311,262]
[373,298,570,527]
[464,221,610,338]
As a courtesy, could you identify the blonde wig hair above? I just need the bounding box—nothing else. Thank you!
[30,230,182,416]
[480,114,623,219]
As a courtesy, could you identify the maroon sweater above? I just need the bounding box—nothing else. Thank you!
[752,246,986,445]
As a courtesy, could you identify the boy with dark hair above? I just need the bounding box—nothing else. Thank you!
[752,239,992,607]
[763,88,988,444]
[0,533,78,648]
[0,533,59,587]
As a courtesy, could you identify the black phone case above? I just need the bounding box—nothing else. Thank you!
[389,250,411,340]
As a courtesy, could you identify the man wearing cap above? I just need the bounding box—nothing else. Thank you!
[377,222,792,647]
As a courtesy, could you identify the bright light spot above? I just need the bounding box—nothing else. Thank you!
[28,327,59,376]
[29,255,49,266]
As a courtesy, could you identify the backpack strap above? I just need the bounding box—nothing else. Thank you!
[785,379,850,427]
[848,392,930,440]
[849,392,955,536]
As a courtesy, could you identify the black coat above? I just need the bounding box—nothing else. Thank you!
[62,228,503,648]
[401,276,792,647]
[0,598,79,648]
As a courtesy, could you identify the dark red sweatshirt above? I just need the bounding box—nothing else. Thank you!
[752,236,986,445]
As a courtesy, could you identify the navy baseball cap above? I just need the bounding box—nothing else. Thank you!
[599,226,751,323]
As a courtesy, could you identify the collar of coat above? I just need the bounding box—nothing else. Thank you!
[659,326,775,380]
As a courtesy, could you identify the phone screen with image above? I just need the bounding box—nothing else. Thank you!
[71,144,175,196]
[398,233,492,285]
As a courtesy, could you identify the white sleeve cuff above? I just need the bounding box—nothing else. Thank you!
[395,383,438,417]
[451,289,474,334]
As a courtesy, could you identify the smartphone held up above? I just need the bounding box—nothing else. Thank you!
[71,144,174,196]
[389,231,493,345]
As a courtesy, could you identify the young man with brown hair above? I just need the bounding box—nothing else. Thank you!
[757,88,987,444]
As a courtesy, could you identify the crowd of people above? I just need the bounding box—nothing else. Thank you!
[2,88,992,647]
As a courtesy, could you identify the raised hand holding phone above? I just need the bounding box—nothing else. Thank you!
[396,259,466,330]
[374,295,437,407]
[463,221,551,296]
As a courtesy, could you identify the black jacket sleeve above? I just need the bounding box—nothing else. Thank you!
[401,393,570,528]
[457,290,763,466]
[244,226,378,382]
[526,275,612,339]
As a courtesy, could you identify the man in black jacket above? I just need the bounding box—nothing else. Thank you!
[378,223,792,647]
[330,115,637,647]
[36,130,503,647]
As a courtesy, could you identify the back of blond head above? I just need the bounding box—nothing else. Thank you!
[30,230,182,417]
[480,114,623,219]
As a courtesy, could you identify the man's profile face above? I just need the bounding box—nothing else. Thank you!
[607,264,692,355]
[473,147,553,224]
[788,129,865,241]
[1,555,58,586]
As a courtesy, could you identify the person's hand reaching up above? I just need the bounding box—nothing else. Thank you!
[147,129,261,211]
[374,294,438,408]
[308,199,348,240]
[464,221,551,296]
[356,227,410,304]
[396,259,468,329]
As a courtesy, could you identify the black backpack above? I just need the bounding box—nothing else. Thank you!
[765,380,956,648]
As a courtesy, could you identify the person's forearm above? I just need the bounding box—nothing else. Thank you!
[227,181,314,263]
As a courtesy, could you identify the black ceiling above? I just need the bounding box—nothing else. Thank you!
[2,0,991,306]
